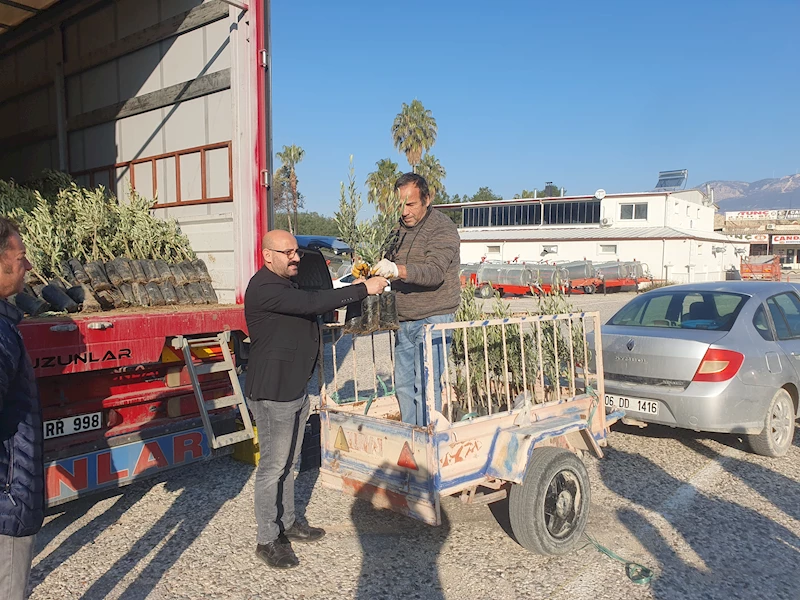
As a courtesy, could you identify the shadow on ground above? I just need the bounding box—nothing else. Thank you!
[350,466,451,600]
[31,457,252,600]
[598,435,800,600]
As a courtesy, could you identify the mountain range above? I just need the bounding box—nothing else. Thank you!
[698,174,800,212]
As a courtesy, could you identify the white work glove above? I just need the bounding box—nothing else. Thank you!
[372,258,399,279]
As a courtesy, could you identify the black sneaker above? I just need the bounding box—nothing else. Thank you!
[283,522,326,543]
[255,541,299,569]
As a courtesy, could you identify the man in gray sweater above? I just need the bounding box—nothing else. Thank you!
[372,173,461,426]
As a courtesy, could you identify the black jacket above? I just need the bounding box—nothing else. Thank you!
[244,267,367,402]
[0,300,44,537]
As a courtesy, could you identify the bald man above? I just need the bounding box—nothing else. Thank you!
[244,230,387,569]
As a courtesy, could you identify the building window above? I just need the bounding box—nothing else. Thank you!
[542,244,558,255]
[462,207,490,227]
[487,245,501,255]
[543,200,601,225]
[620,203,648,220]
[599,244,617,254]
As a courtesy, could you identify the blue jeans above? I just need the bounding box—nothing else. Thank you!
[251,395,310,544]
[394,314,454,427]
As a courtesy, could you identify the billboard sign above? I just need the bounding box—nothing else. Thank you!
[726,210,800,221]
[771,234,800,245]
[726,233,769,243]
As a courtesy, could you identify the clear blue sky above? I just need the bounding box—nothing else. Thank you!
[271,0,800,216]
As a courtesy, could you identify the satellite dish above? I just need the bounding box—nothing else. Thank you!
[594,189,606,200]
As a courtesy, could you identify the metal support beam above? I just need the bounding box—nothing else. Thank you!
[0,0,40,13]
[53,26,68,171]
[219,0,248,10]
[0,0,106,55]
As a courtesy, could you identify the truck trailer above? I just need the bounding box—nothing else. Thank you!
[0,0,273,505]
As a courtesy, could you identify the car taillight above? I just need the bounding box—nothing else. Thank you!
[692,348,744,382]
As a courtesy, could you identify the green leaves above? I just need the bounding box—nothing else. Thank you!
[416,154,446,202]
[391,99,437,171]
[451,283,583,417]
[365,158,402,214]
[334,157,405,268]
[0,172,195,281]
[276,144,305,234]
[334,157,362,253]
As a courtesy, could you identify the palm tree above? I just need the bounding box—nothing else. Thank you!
[365,158,402,214]
[276,144,305,233]
[391,99,437,172]
[416,154,446,202]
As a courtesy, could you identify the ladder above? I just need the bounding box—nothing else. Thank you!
[172,331,254,450]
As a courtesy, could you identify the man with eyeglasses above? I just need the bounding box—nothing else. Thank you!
[244,229,388,569]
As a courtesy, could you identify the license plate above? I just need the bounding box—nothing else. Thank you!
[44,412,103,440]
[604,394,659,416]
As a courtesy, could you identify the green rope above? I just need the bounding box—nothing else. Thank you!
[582,387,654,585]
[364,394,376,415]
[582,533,655,585]
[364,377,394,415]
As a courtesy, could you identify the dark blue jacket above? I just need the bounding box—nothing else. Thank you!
[0,300,44,537]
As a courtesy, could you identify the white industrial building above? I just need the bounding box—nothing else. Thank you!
[437,179,750,284]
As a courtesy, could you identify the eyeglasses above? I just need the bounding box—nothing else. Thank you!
[268,248,305,259]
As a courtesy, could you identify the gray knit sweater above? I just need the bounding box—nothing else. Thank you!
[387,207,461,321]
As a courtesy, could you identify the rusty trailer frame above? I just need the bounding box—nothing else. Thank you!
[318,311,619,553]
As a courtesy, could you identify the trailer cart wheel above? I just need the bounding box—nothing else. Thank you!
[509,447,590,555]
[479,284,494,299]
[583,284,595,294]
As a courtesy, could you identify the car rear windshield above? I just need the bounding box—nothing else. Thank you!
[608,291,748,331]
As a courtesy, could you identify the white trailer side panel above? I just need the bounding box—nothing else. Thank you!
[0,0,259,302]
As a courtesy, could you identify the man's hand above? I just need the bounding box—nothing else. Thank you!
[371,258,399,279]
[364,276,389,295]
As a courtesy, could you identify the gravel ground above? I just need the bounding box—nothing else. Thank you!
[27,291,800,600]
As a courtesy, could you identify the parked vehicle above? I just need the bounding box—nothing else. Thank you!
[740,255,782,281]
[332,273,356,289]
[597,281,800,456]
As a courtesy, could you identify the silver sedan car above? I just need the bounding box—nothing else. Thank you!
[599,281,800,456]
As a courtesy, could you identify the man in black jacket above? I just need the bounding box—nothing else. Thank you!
[245,229,387,569]
[0,217,42,600]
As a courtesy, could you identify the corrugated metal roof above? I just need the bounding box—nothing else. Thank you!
[458,226,740,243]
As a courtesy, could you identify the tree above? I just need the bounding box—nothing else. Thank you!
[391,99,437,171]
[365,158,402,214]
[512,184,567,199]
[541,182,564,197]
[466,187,503,203]
[417,153,447,203]
[276,144,305,233]
[274,211,339,236]
[434,190,452,205]
[272,165,303,232]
